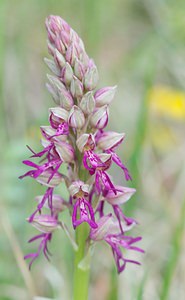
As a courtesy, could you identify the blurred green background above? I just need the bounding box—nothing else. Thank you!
[1,0,185,299]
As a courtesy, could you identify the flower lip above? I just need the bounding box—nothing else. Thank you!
[72,198,97,229]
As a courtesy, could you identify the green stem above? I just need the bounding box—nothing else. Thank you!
[73,165,90,300]
[73,222,90,300]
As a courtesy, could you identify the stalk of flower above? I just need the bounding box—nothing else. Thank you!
[20,15,143,300]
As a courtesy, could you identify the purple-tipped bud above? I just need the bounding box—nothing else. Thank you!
[90,105,109,129]
[84,65,99,91]
[97,131,125,151]
[47,74,65,92]
[61,62,73,85]
[60,28,70,48]
[70,76,84,99]
[47,39,56,55]
[29,215,59,233]
[103,185,136,204]
[59,88,74,111]
[44,57,60,76]
[90,214,113,241]
[80,91,95,115]
[55,141,74,163]
[46,15,62,38]
[80,51,90,70]
[47,74,73,110]
[94,86,117,107]
[76,133,95,152]
[72,32,85,57]
[36,169,63,187]
[55,35,66,54]
[66,43,77,66]
[46,83,60,105]
[74,58,85,80]
[68,105,85,128]
[69,180,90,198]
[54,49,66,68]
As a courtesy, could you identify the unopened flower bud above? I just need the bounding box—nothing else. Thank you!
[97,131,125,150]
[61,62,73,85]
[80,91,95,115]
[74,58,85,80]
[54,49,66,68]
[84,65,99,91]
[94,86,117,107]
[46,15,62,36]
[103,185,136,204]
[36,169,63,187]
[47,74,65,93]
[60,27,70,48]
[44,57,60,76]
[70,30,85,56]
[46,25,56,44]
[55,35,66,54]
[76,133,95,152]
[59,88,74,111]
[66,43,77,66]
[55,141,74,163]
[47,39,56,55]
[68,106,85,128]
[90,105,109,129]
[70,76,84,99]
[69,180,90,198]
[47,76,73,110]
[46,83,60,105]
[30,215,59,233]
[80,51,90,69]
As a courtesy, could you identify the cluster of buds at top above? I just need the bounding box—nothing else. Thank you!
[20,15,143,273]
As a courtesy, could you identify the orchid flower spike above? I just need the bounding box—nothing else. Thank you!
[20,14,143,274]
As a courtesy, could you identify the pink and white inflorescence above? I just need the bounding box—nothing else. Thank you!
[20,15,144,273]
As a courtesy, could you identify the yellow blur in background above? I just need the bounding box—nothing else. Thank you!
[149,86,185,120]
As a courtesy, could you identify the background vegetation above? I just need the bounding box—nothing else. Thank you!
[1,0,185,299]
